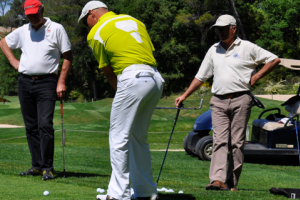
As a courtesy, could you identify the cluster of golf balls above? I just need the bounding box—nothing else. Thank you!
[157,187,183,193]
[97,188,105,193]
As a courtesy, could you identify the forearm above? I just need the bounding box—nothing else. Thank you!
[0,38,19,71]
[106,73,117,91]
[57,59,71,86]
[102,65,117,91]
[251,58,281,86]
[182,78,204,99]
[175,78,203,107]
[57,50,73,99]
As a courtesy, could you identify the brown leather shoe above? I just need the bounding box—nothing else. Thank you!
[206,180,229,190]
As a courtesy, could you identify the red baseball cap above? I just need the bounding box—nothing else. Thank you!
[23,0,42,15]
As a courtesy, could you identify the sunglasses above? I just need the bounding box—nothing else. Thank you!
[82,14,89,27]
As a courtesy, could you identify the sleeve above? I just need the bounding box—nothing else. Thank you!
[88,39,110,69]
[195,47,214,82]
[5,27,22,50]
[57,25,72,53]
[251,43,278,64]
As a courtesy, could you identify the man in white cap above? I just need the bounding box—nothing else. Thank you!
[175,14,280,191]
[78,1,164,200]
[0,0,72,180]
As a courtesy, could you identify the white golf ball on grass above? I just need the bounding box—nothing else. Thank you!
[43,191,49,196]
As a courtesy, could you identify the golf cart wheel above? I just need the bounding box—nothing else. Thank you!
[195,136,213,161]
[183,134,192,155]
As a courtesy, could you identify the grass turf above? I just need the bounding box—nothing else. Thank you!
[0,95,298,200]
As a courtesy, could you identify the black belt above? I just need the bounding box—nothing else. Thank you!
[215,91,250,99]
[21,73,57,80]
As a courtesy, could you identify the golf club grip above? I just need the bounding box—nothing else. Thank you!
[60,101,63,116]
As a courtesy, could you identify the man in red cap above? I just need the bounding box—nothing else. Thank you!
[0,0,73,180]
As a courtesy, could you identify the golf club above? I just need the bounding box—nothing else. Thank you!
[60,100,66,178]
[156,98,203,110]
[156,102,183,186]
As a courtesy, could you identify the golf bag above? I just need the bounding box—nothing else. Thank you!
[270,187,300,199]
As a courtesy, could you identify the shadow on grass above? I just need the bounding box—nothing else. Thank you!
[244,155,300,166]
[55,171,110,178]
[158,193,196,200]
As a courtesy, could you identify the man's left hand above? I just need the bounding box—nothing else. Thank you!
[56,83,66,99]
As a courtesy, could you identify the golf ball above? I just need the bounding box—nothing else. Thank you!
[43,191,49,196]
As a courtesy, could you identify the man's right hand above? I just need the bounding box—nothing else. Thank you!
[175,95,186,108]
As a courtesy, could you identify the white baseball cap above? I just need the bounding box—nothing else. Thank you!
[211,15,236,28]
[78,1,108,23]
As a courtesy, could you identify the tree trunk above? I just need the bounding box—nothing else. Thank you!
[229,0,247,40]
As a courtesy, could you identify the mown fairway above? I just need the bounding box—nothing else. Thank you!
[0,95,298,200]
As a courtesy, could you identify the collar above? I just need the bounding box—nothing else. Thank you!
[29,17,51,31]
[98,11,116,22]
[214,36,241,48]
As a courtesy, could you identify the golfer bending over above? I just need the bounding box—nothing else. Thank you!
[175,15,280,191]
[0,0,72,180]
[78,1,164,200]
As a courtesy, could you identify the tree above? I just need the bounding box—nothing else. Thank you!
[0,0,12,16]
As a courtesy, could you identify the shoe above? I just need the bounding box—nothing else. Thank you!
[131,194,159,200]
[206,180,229,190]
[230,187,238,191]
[96,195,118,200]
[20,168,42,176]
[42,170,54,180]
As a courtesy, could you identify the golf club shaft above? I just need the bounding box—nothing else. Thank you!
[156,103,182,185]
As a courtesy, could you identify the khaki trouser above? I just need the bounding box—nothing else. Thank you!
[209,94,252,187]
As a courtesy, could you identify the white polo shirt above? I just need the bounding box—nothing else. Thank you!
[5,17,71,75]
[195,37,278,95]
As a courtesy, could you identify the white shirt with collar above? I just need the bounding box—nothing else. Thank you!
[195,37,278,95]
[5,17,71,75]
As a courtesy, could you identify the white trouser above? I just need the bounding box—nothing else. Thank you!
[108,65,164,200]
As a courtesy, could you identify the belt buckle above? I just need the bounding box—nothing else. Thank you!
[32,76,39,80]
[225,94,235,98]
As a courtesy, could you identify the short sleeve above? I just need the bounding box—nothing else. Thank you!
[57,25,71,54]
[195,46,214,81]
[251,44,278,64]
[88,39,110,69]
[5,27,22,50]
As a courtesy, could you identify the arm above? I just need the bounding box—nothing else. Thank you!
[0,38,20,71]
[251,58,281,86]
[175,78,203,107]
[102,65,117,91]
[57,50,73,99]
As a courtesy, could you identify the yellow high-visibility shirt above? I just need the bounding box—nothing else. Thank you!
[87,12,157,75]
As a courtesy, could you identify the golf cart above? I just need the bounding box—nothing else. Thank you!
[183,59,300,162]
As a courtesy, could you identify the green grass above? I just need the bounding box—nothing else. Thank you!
[0,95,298,200]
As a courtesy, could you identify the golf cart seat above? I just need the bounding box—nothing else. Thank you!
[252,101,300,131]
[251,101,300,148]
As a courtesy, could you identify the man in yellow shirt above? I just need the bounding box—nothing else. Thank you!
[79,1,164,200]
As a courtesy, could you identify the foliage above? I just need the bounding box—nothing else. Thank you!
[1,0,300,98]
[264,80,286,95]
[0,49,20,96]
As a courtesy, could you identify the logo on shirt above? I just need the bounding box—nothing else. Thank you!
[233,53,239,58]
